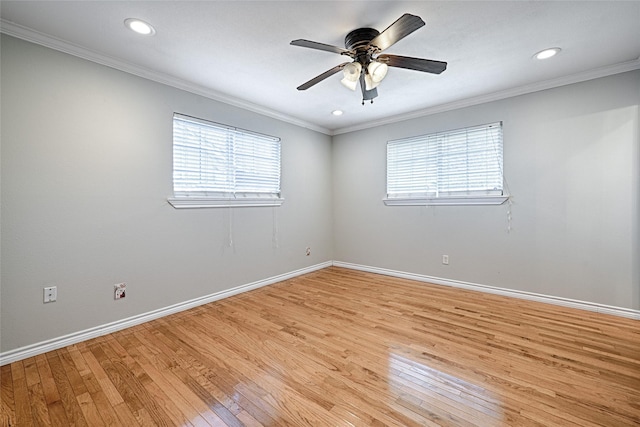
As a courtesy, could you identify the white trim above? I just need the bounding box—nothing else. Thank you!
[0,262,331,366]
[0,19,331,136]
[2,260,638,366]
[384,195,509,206]
[168,197,285,209]
[333,57,640,135]
[332,261,640,320]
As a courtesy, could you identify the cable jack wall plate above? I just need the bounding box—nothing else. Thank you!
[114,283,126,300]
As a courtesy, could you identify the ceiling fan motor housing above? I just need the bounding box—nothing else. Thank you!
[345,28,380,51]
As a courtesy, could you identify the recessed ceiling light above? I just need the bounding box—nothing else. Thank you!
[332,110,343,116]
[124,18,156,36]
[534,47,561,60]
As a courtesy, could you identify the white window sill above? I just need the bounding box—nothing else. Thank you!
[384,195,509,206]
[168,196,284,209]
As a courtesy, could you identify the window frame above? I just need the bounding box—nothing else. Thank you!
[384,122,509,206]
[168,113,284,209]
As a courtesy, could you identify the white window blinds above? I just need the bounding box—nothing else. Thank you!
[172,113,281,199]
[387,122,503,201]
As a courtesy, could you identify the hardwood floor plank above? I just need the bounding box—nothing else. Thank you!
[35,354,60,406]
[57,348,89,397]
[45,401,71,427]
[188,302,412,426]
[11,361,34,427]
[147,327,246,426]
[89,342,149,426]
[3,267,639,426]
[234,290,492,426]
[0,365,16,427]
[77,367,121,427]
[132,326,235,426]
[98,338,174,426]
[47,352,89,426]
[80,342,125,408]
[110,401,143,427]
[235,410,263,427]
[24,359,52,426]
[66,345,92,377]
[148,321,281,426]
[171,314,335,413]
[75,392,105,427]
[112,333,197,427]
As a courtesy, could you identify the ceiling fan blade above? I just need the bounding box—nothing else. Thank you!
[368,13,425,52]
[297,62,350,90]
[290,39,353,55]
[378,54,447,74]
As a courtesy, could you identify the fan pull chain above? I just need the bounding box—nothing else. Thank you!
[272,206,280,249]
[223,207,234,251]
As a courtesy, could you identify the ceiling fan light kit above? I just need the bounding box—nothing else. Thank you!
[365,61,388,90]
[291,13,447,104]
[368,61,388,82]
[340,62,362,90]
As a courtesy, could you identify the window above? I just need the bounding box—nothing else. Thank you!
[168,113,283,208]
[385,122,508,206]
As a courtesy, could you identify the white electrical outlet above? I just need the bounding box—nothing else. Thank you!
[442,255,449,265]
[305,247,311,256]
[43,286,57,303]
[114,283,126,300]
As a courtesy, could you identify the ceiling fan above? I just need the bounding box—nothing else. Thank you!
[291,13,447,104]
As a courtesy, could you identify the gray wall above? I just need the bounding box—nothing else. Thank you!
[2,34,639,355]
[333,70,639,310]
[1,35,333,352]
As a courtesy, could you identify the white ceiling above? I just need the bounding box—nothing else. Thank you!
[2,1,639,134]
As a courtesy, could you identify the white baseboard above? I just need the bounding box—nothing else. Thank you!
[3,260,637,366]
[332,261,640,320]
[0,262,332,366]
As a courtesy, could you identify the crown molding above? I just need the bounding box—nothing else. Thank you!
[0,19,332,136]
[332,57,640,135]
[2,19,638,138]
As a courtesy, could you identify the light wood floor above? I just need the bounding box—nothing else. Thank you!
[2,267,639,426]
